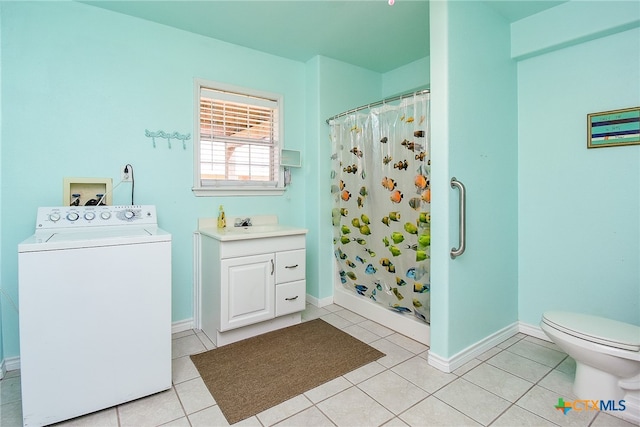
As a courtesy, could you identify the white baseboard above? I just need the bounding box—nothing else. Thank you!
[172,318,194,334]
[2,356,20,374]
[518,321,551,341]
[619,389,640,424]
[204,313,301,347]
[428,321,553,373]
[427,351,453,373]
[306,294,333,308]
[0,318,553,376]
[428,322,519,373]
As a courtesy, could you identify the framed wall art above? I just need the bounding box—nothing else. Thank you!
[587,106,640,149]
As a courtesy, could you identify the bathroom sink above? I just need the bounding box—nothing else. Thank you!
[226,225,284,234]
[199,218,307,241]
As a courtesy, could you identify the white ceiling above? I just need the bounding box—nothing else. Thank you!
[81,1,566,73]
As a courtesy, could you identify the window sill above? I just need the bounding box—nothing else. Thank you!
[192,187,287,197]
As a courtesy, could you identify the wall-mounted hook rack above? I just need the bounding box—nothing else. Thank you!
[144,129,191,149]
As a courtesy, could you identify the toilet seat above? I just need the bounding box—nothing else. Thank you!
[542,311,640,352]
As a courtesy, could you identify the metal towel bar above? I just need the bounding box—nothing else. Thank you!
[450,177,466,259]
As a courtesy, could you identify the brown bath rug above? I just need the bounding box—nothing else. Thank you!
[190,318,385,424]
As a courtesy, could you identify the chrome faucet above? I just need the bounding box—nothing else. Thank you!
[234,217,252,227]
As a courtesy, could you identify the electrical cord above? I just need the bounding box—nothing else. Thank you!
[0,288,19,313]
[93,164,135,206]
[8,165,136,315]
[8,166,135,316]
[95,179,125,206]
[125,163,135,205]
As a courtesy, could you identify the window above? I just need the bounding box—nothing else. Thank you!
[193,80,284,195]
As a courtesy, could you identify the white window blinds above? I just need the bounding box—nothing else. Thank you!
[198,87,280,188]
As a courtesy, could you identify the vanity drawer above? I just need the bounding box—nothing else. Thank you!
[275,280,306,316]
[275,249,306,283]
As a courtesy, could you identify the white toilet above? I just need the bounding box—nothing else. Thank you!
[541,311,640,423]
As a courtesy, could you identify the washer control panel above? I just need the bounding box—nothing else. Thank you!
[36,205,158,229]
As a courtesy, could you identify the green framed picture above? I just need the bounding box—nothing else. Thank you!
[587,107,640,149]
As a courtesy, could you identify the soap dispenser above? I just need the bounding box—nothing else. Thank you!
[217,205,226,229]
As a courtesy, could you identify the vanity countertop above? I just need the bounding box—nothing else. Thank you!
[198,215,308,242]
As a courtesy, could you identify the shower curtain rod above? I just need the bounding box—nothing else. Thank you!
[325,89,430,124]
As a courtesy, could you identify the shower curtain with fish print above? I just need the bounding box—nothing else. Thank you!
[330,93,431,324]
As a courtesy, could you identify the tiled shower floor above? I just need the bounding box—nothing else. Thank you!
[1,303,637,426]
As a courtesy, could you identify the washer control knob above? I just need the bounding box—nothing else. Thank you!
[49,213,61,222]
[84,212,96,221]
[124,210,135,220]
[66,212,79,221]
[100,211,112,220]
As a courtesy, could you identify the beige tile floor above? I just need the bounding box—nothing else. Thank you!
[1,303,638,427]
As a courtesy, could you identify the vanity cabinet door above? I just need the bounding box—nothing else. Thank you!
[220,253,275,331]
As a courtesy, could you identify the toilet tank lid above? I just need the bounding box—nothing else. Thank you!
[542,311,640,352]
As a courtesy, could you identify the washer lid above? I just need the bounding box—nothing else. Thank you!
[19,226,171,252]
[46,228,151,242]
[542,311,640,352]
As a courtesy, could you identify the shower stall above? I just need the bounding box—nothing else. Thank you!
[329,91,431,345]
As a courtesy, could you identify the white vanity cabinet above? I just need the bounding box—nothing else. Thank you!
[195,218,307,346]
[274,249,306,316]
[221,253,275,331]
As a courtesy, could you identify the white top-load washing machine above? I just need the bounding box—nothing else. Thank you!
[18,205,172,427]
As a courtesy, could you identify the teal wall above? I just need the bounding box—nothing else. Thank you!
[429,0,518,358]
[510,1,640,60]
[0,1,307,358]
[310,56,384,301]
[311,56,433,303]
[0,2,3,366]
[427,0,639,361]
[0,1,422,360]
[2,0,637,367]
[517,4,640,326]
[382,56,430,98]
